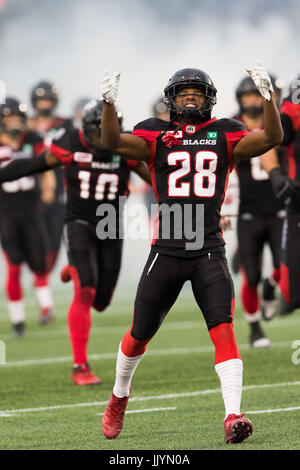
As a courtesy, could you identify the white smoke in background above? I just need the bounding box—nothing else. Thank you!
[0,0,299,128]
[0,0,299,292]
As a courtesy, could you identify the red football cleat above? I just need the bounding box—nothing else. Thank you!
[72,363,102,386]
[60,265,71,283]
[102,388,131,439]
[224,413,253,444]
[39,308,55,325]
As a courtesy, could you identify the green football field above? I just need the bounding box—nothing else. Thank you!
[1,284,300,451]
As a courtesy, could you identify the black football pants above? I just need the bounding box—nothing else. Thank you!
[131,249,235,340]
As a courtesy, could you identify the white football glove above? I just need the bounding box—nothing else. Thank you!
[101,70,120,104]
[246,60,274,101]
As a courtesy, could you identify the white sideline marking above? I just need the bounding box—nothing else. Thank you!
[246,406,300,415]
[1,341,294,367]
[96,407,176,416]
[1,381,300,417]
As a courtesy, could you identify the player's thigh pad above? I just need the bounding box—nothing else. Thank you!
[131,251,185,340]
[93,239,123,310]
[237,216,265,286]
[0,217,24,265]
[23,214,50,273]
[191,252,235,330]
[64,220,98,288]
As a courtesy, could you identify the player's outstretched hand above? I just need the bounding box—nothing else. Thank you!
[101,70,120,104]
[269,167,300,205]
[246,60,274,101]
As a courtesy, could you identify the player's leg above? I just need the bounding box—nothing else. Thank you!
[64,220,101,385]
[102,251,186,439]
[0,218,26,336]
[279,209,300,314]
[190,252,253,444]
[23,214,54,325]
[42,201,65,271]
[261,213,284,320]
[93,239,123,312]
[238,215,270,348]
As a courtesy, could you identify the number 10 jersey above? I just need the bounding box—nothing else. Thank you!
[133,117,248,257]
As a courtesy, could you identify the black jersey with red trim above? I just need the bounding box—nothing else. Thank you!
[50,127,138,227]
[234,117,284,215]
[132,117,248,257]
[0,131,45,217]
[280,95,300,182]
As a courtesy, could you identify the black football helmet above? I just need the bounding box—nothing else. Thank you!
[236,74,284,112]
[82,99,123,144]
[164,68,217,121]
[0,97,27,135]
[31,81,59,114]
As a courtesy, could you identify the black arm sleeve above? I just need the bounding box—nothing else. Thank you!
[0,153,51,183]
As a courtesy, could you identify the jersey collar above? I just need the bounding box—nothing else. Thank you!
[172,117,217,133]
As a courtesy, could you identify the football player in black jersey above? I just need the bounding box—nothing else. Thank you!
[29,81,73,271]
[99,63,283,444]
[0,99,151,385]
[0,98,54,335]
[261,77,300,315]
[234,74,285,348]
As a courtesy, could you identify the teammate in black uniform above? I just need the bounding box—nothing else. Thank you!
[261,81,300,315]
[99,63,283,444]
[234,75,285,348]
[0,98,54,335]
[0,99,151,385]
[29,81,73,271]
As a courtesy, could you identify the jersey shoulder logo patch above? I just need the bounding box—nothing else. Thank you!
[74,152,93,163]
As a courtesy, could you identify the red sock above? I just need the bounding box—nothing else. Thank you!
[5,258,22,301]
[121,330,152,357]
[209,323,241,365]
[241,273,259,315]
[33,272,49,288]
[68,277,96,365]
[271,268,281,285]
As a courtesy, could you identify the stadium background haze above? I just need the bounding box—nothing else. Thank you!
[0,0,299,295]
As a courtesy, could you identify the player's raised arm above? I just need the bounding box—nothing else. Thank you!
[232,61,283,163]
[100,71,150,162]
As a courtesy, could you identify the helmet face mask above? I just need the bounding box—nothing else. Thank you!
[164,68,217,122]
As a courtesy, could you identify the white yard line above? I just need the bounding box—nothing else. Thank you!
[1,340,294,368]
[1,380,300,417]
[96,407,176,416]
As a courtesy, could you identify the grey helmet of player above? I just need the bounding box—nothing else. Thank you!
[164,68,217,122]
[236,74,284,117]
[0,97,27,137]
[289,74,300,99]
[152,97,169,121]
[31,80,59,116]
